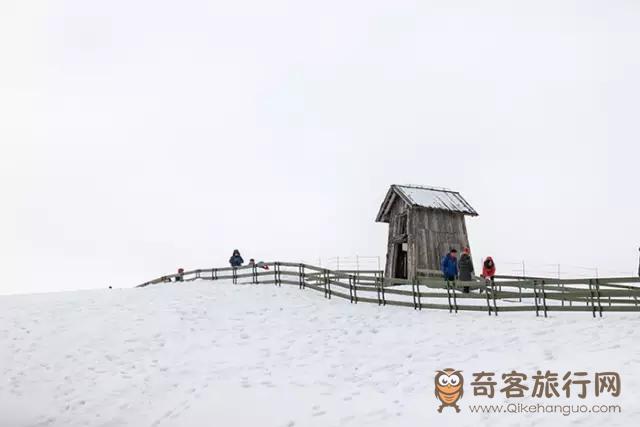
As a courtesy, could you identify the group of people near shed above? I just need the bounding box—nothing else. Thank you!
[175,246,639,284]
[441,247,496,293]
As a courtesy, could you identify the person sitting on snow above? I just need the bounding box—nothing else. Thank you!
[248,258,269,270]
[229,249,244,268]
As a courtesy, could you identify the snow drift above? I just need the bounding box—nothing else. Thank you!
[1,281,638,426]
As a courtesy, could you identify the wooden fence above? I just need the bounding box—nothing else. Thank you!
[136,262,640,317]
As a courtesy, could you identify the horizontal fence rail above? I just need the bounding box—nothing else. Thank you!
[136,263,640,317]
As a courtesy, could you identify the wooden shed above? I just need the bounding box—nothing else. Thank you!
[375,185,478,280]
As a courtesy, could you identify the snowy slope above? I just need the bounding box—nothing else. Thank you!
[1,281,638,427]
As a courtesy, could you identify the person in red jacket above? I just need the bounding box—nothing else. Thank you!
[482,257,496,278]
[480,257,496,294]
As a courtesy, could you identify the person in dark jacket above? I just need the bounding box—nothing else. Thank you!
[441,249,458,281]
[458,247,474,293]
[229,249,244,267]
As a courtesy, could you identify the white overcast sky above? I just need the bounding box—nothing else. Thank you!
[1,0,639,294]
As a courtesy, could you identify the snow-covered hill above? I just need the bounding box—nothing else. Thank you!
[1,281,638,427]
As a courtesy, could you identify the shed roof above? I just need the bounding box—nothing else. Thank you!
[375,185,478,222]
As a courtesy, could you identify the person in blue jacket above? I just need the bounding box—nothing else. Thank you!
[441,248,459,281]
[229,249,244,267]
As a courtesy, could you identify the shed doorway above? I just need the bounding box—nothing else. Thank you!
[394,243,408,279]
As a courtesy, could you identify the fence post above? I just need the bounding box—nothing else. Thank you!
[485,279,492,316]
[273,262,277,286]
[252,265,257,284]
[491,277,498,316]
[348,275,354,303]
[452,280,458,313]
[323,269,332,299]
[595,278,603,318]
[588,279,596,318]
[298,264,304,289]
[302,264,306,289]
[561,283,565,307]
[323,270,328,298]
[533,279,539,317]
[416,279,421,310]
[233,267,237,285]
[353,274,358,304]
[376,276,382,305]
[541,279,548,318]
[212,268,218,280]
[411,279,417,310]
[569,282,573,306]
[519,285,522,303]
[446,279,453,313]
[273,262,280,286]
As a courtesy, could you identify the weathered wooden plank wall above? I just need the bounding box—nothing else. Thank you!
[383,201,471,280]
[411,208,470,274]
